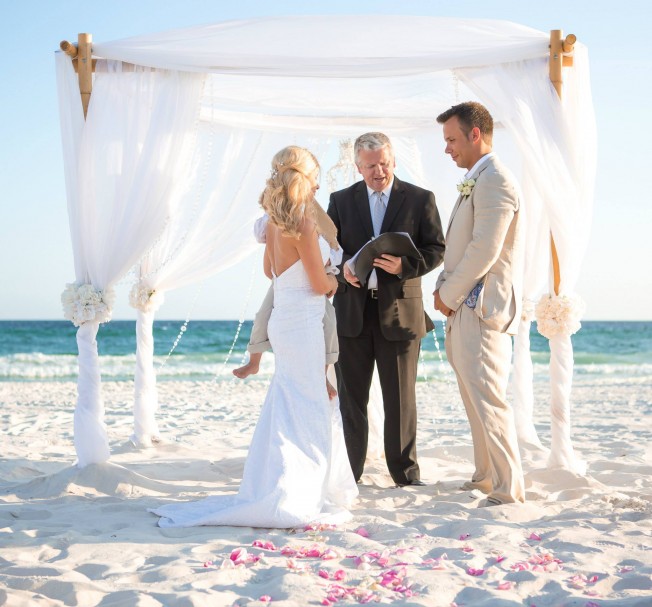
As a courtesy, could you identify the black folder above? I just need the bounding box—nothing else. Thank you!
[352,232,423,286]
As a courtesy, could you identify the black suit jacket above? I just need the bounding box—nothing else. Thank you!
[327,177,445,341]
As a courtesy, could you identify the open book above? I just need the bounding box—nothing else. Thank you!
[350,232,423,286]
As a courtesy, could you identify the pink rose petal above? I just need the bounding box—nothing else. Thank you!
[497,581,512,590]
[467,567,485,576]
[528,532,542,541]
[318,569,329,579]
[459,533,470,540]
[356,527,370,537]
[259,596,271,603]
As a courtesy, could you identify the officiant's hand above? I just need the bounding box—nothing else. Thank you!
[373,254,402,275]
[434,289,453,317]
[344,262,361,287]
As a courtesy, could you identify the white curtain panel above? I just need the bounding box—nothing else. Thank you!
[57,16,596,471]
[57,55,204,466]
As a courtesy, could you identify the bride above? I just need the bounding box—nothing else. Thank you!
[151,146,358,528]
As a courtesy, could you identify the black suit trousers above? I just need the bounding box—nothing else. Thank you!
[336,294,421,484]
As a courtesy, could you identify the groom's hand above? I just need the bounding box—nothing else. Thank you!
[373,254,402,275]
[434,289,453,317]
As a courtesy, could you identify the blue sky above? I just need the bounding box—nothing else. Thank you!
[1,0,650,320]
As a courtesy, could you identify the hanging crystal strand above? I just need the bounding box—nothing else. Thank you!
[157,281,205,371]
[431,319,450,380]
[452,70,461,103]
[213,250,261,382]
[326,139,356,193]
[418,347,429,382]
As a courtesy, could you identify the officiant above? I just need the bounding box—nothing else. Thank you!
[327,132,445,487]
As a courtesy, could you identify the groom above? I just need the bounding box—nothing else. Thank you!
[328,132,445,487]
[434,101,525,505]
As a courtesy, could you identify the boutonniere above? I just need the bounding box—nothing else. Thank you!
[457,178,476,197]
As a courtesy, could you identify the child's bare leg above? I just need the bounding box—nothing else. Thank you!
[326,366,337,399]
[233,352,262,379]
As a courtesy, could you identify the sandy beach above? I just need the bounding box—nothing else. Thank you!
[1,371,651,606]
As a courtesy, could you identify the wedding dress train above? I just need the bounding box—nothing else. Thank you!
[151,237,357,528]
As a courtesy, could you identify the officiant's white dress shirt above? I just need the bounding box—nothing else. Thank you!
[345,178,394,290]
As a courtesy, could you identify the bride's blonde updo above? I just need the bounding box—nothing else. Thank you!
[260,146,319,239]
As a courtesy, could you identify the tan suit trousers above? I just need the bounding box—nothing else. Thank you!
[446,304,525,504]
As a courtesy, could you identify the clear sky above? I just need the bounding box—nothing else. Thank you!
[1,0,650,321]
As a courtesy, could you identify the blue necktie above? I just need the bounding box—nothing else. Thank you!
[372,191,385,237]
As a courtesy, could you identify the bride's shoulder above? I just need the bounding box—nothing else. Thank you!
[297,216,318,238]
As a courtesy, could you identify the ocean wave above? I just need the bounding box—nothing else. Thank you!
[2,352,651,383]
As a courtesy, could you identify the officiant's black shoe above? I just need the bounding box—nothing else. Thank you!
[395,479,426,487]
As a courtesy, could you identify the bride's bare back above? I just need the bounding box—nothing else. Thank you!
[265,219,336,296]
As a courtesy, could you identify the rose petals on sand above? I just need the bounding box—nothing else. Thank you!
[229,547,261,566]
[466,567,485,576]
[459,533,471,540]
[259,596,271,603]
[355,527,370,537]
[423,554,449,570]
[497,580,513,590]
[528,532,542,541]
[252,539,277,551]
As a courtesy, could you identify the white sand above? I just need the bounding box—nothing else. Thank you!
[1,372,651,606]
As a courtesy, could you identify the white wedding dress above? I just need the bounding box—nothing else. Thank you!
[151,236,357,528]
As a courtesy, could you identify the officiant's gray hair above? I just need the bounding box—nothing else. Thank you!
[354,132,394,165]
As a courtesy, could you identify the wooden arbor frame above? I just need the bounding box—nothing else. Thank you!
[60,28,578,294]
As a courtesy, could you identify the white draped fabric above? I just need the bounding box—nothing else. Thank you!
[57,55,204,465]
[56,15,596,471]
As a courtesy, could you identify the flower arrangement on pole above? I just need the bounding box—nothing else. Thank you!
[61,283,115,327]
[129,282,165,313]
[535,293,585,338]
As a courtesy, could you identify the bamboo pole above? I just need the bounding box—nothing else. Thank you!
[77,33,93,119]
[59,40,77,58]
[548,29,576,295]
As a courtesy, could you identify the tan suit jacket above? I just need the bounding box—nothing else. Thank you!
[437,156,522,335]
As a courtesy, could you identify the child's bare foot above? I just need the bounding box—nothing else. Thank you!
[326,377,338,400]
[233,353,262,379]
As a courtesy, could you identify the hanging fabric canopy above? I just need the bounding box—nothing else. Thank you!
[56,15,596,471]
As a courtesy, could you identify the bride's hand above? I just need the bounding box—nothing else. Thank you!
[326,275,338,298]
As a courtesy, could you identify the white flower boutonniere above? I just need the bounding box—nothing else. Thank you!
[457,178,476,197]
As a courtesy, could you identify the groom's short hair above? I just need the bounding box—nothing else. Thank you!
[437,102,493,144]
[354,132,394,165]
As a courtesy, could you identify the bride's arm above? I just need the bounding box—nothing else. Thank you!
[296,219,337,296]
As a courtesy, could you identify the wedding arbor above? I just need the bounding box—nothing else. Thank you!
[56,16,595,472]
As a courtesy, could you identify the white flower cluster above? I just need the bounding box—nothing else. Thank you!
[61,282,115,327]
[457,178,476,197]
[129,283,164,313]
[535,293,585,339]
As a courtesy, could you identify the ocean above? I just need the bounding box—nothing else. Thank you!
[1,320,651,383]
